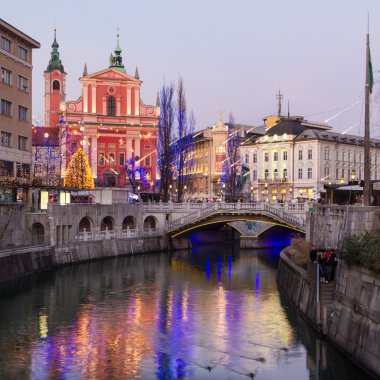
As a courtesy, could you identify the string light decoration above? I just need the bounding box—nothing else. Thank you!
[63,147,94,189]
[125,156,149,193]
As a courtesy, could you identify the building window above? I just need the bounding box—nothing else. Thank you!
[348,152,351,162]
[308,168,312,179]
[252,153,257,163]
[342,169,345,178]
[18,76,28,92]
[1,99,11,116]
[354,153,356,163]
[342,151,345,162]
[245,153,249,164]
[274,169,278,178]
[18,106,28,121]
[264,152,269,162]
[1,37,11,52]
[107,96,116,116]
[52,80,60,90]
[18,136,27,151]
[1,67,12,85]
[298,168,302,179]
[145,156,151,166]
[298,150,303,160]
[273,152,278,161]
[264,169,269,179]
[119,153,125,166]
[109,154,115,166]
[216,146,225,154]
[308,149,312,159]
[283,151,288,160]
[324,149,330,160]
[283,168,288,179]
[99,153,105,166]
[336,168,339,180]
[324,167,330,179]
[18,46,27,61]
[1,131,11,147]
[252,170,257,180]
[336,150,339,161]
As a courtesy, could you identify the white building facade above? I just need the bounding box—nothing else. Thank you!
[240,115,380,203]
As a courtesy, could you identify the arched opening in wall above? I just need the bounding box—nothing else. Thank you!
[79,217,93,232]
[101,216,114,231]
[131,87,135,115]
[31,222,45,245]
[108,96,116,116]
[143,216,157,229]
[122,216,136,230]
[52,80,60,91]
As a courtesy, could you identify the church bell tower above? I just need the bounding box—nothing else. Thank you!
[44,29,66,127]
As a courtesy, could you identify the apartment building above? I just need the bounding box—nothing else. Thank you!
[0,19,40,182]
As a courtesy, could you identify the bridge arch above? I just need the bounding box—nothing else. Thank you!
[101,216,115,231]
[79,216,93,232]
[122,216,136,230]
[31,222,45,245]
[143,215,157,229]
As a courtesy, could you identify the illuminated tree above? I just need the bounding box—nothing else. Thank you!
[63,147,94,189]
[125,156,149,193]
[221,113,242,201]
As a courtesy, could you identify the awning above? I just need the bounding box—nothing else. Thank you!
[335,185,363,191]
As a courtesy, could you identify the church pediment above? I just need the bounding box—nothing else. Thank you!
[86,68,140,83]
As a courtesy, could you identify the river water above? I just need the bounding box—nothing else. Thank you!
[0,244,371,380]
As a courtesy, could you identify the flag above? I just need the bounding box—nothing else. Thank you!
[367,34,374,94]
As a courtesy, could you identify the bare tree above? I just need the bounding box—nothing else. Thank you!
[223,113,241,201]
[174,77,195,202]
[157,84,175,202]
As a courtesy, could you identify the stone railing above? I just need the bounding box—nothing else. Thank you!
[76,227,158,242]
[166,202,306,232]
[142,201,310,214]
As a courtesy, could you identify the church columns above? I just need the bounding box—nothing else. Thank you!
[91,84,97,113]
[102,96,107,115]
[88,129,98,179]
[116,97,121,116]
[127,87,131,115]
[126,138,132,160]
[135,88,140,116]
[83,84,88,113]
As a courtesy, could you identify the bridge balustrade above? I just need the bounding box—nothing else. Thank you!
[166,202,306,232]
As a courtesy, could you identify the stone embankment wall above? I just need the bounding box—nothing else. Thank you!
[277,252,380,379]
[276,251,319,330]
[0,236,167,284]
[327,261,380,378]
[307,205,380,248]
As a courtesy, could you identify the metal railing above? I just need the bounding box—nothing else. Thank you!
[166,202,306,232]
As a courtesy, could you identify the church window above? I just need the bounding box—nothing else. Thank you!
[52,80,60,90]
[108,96,116,116]
[99,153,105,166]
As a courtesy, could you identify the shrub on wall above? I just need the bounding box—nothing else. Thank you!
[339,232,380,272]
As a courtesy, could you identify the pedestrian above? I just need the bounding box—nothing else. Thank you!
[318,250,326,282]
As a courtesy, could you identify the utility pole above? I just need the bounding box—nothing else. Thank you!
[364,29,372,206]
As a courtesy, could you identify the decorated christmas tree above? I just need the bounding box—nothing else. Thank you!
[63,147,94,189]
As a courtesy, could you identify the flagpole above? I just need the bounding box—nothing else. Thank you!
[363,31,371,206]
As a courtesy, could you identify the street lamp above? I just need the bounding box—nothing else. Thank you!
[250,186,254,202]
[339,176,345,184]
[350,171,356,181]
[169,184,172,202]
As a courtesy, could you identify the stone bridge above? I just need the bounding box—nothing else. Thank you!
[143,202,306,238]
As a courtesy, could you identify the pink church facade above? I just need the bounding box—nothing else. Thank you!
[43,33,159,188]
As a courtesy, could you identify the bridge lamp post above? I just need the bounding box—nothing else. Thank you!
[250,186,254,202]
[184,185,187,202]
[169,184,172,202]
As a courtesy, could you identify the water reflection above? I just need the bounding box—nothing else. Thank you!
[0,245,371,380]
